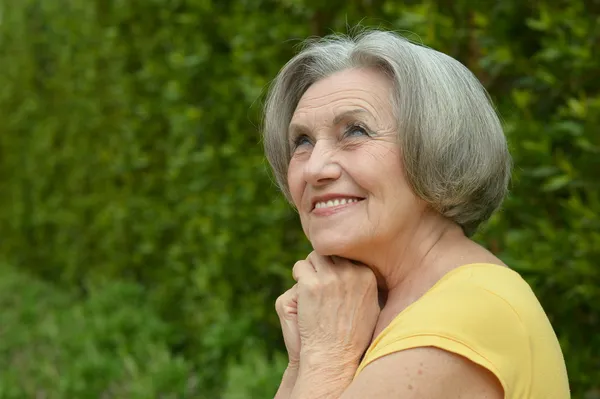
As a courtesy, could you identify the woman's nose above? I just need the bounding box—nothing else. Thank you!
[303,141,342,186]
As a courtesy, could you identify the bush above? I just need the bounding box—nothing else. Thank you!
[0,0,597,397]
[0,264,196,398]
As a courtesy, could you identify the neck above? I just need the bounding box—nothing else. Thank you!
[369,211,464,308]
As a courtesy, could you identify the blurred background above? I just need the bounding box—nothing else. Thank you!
[0,0,598,398]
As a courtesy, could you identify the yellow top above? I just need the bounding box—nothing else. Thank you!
[354,263,570,399]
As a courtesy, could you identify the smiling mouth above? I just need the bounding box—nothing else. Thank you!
[313,197,365,210]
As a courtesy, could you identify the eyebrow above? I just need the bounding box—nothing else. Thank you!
[332,108,370,125]
[288,108,372,139]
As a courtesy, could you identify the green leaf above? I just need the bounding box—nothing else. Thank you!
[542,174,572,192]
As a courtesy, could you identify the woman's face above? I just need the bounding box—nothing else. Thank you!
[287,68,426,260]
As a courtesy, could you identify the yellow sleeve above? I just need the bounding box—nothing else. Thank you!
[355,282,532,397]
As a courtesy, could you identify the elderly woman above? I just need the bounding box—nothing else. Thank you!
[265,30,569,398]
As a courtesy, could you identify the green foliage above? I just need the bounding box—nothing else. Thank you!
[0,0,598,397]
[223,345,289,399]
[0,264,196,398]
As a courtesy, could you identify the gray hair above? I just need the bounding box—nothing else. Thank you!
[262,29,511,236]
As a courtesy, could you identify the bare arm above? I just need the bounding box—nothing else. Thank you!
[274,364,299,399]
[289,347,504,399]
[289,353,356,399]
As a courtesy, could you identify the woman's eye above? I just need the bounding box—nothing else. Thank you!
[345,123,370,137]
[292,135,312,149]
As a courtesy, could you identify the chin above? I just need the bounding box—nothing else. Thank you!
[309,232,361,258]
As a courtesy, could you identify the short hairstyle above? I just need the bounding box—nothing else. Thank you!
[262,29,512,236]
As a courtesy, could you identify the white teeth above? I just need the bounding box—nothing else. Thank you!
[315,198,361,209]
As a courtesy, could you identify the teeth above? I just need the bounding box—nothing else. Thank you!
[315,198,361,209]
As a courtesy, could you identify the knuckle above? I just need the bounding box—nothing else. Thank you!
[275,294,285,312]
[291,262,300,280]
[364,270,377,287]
[322,274,337,287]
[357,264,374,277]
[301,278,321,293]
[292,260,306,275]
[362,266,376,279]
[275,287,294,313]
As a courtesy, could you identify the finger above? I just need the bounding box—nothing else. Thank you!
[286,284,298,315]
[306,251,334,272]
[330,255,364,267]
[330,255,349,266]
[292,260,316,282]
[275,284,298,316]
[330,256,378,286]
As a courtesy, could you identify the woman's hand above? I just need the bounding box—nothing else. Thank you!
[293,252,380,367]
[275,283,301,368]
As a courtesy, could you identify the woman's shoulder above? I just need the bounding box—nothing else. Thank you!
[358,262,569,397]
[433,262,531,293]
[382,263,535,343]
[364,263,535,362]
[403,262,548,341]
[430,262,540,316]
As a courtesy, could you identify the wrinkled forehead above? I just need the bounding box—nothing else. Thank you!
[290,68,396,127]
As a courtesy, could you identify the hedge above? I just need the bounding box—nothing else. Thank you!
[0,0,598,397]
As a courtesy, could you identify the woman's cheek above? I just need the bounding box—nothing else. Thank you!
[287,161,304,205]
